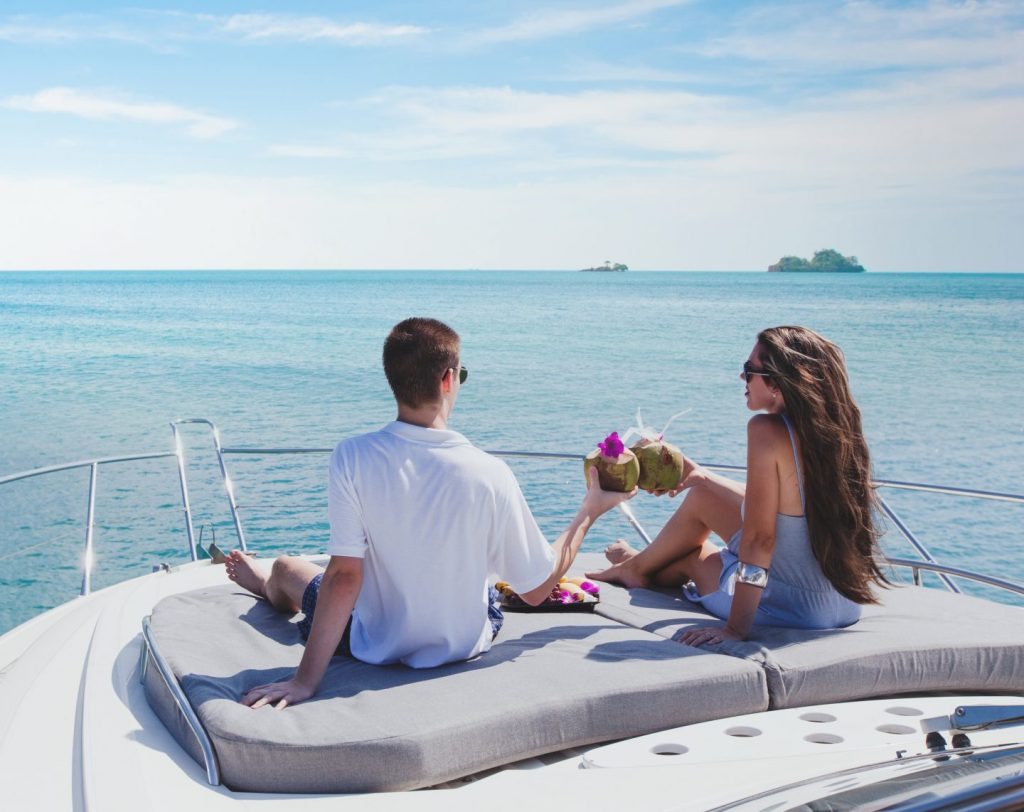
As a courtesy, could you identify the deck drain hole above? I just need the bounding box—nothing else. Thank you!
[799,712,837,723]
[650,743,689,756]
[805,733,844,745]
[886,706,923,717]
[877,724,916,735]
[725,726,762,738]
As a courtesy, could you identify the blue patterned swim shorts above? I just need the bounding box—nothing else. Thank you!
[296,573,352,656]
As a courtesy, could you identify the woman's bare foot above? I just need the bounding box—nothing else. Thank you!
[225,550,268,599]
[604,539,638,565]
[585,559,650,590]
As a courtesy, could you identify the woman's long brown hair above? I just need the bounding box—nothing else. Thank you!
[757,326,888,604]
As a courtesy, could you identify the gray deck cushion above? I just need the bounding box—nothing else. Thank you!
[144,579,768,794]
[579,553,1024,708]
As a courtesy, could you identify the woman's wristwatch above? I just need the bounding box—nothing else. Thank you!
[737,562,770,588]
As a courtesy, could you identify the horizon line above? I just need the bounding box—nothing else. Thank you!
[0,268,1021,275]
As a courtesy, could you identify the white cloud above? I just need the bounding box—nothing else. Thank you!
[473,0,690,43]
[3,87,239,139]
[220,14,427,44]
[268,144,351,158]
[0,16,144,44]
[0,11,428,48]
[271,86,722,164]
[366,84,717,138]
[277,72,1023,197]
[700,0,1024,70]
[0,22,79,43]
[557,61,714,84]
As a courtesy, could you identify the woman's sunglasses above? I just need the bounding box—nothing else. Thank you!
[743,361,771,382]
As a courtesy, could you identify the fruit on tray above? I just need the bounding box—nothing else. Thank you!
[583,432,640,492]
[495,577,600,607]
[631,439,685,492]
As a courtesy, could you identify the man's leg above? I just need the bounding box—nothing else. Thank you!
[226,552,324,615]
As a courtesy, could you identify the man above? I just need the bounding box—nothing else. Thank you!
[226,317,633,708]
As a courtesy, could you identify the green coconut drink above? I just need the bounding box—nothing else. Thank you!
[632,440,685,492]
[584,432,640,492]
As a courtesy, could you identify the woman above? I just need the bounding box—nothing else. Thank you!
[587,326,888,645]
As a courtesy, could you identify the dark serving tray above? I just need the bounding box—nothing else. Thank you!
[500,598,598,613]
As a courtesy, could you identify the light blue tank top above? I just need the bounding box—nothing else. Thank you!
[684,414,862,629]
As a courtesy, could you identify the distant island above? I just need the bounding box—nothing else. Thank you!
[768,249,865,273]
[580,261,628,272]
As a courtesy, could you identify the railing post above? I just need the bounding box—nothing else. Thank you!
[171,423,199,562]
[618,502,654,547]
[210,423,248,553]
[878,496,960,593]
[80,462,98,596]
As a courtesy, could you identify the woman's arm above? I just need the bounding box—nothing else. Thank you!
[680,416,783,645]
[724,415,782,638]
[654,453,746,500]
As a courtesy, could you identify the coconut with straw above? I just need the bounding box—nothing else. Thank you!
[623,409,688,493]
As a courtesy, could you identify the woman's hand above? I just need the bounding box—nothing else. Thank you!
[241,677,315,710]
[652,459,707,497]
[679,624,744,646]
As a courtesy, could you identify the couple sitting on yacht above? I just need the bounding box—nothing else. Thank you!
[226,317,887,710]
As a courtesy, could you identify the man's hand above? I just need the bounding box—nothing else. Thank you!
[238,556,363,710]
[581,465,637,516]
[241,677,315,710]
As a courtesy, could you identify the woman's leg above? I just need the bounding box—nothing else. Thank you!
[226,552,324,615]
[587,478,744,591]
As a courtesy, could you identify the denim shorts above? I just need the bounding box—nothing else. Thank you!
[297,575,505,654]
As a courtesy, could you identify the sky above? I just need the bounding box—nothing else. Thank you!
[1,1,1022,271]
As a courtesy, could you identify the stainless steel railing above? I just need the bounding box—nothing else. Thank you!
[0,451,179,596]
[214,435,1023,596]
[171,419,249,556]
[1,419,1022,600]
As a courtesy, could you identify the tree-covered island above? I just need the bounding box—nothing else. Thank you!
[768,249,865,273]
[580,261,628,272]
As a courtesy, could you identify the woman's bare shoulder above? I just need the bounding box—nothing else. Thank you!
[747,414,790,452]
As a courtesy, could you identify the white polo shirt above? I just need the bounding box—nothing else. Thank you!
[326,420,555,668]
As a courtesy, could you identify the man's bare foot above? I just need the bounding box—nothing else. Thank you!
[585,560,649,590]
[604,539,638,565]
[225,550,268,599]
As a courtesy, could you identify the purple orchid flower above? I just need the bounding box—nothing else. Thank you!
[598,432,625,459]
[579,581,599,595]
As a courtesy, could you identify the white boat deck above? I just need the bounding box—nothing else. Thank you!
[2,427,1022,810]
[1,556,1021,811]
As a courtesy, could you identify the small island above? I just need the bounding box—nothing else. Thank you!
[768,249,865,273]
[580,261,628,272]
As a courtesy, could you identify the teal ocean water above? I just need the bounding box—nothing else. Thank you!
[1,271,1022,633]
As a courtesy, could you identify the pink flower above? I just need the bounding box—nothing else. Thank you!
[598,432,625,458]
[557,590,576,604]
[579,581,599,595]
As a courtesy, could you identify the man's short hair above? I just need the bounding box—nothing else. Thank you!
[383,318,461,408]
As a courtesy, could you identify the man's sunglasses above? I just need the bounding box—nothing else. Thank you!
[743,361,771,382]
[453,365,468,384]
